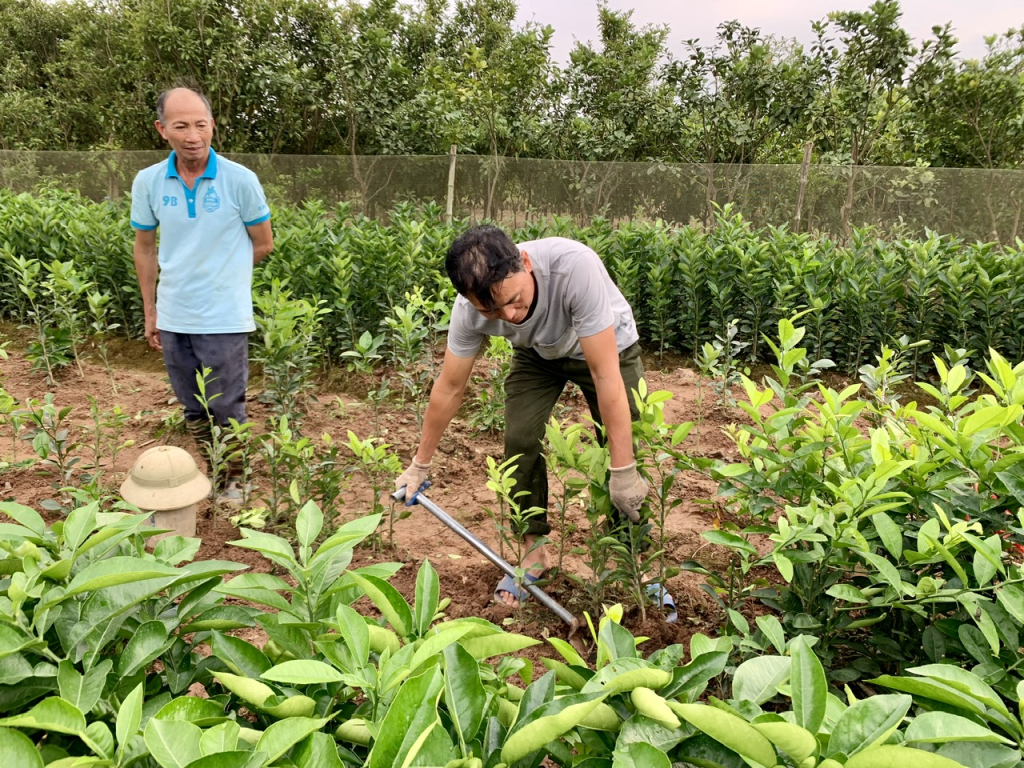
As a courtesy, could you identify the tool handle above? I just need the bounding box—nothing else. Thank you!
[393,485,576,627]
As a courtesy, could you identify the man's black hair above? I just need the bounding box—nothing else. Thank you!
[445,225,523,310]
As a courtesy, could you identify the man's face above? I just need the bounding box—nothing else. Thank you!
[155,90,214,165]
[467,251,535,324]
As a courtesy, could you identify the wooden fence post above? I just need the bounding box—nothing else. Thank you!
[446,144,457,225]
[794,141,813,231]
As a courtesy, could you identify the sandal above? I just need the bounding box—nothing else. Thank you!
[647,582,678,624]
[494,572,545,606]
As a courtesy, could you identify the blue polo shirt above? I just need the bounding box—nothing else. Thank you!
[130,149,271,334]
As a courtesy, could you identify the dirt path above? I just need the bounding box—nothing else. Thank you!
[0,342,750,657]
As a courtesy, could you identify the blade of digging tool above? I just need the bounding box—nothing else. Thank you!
[393,484,580,640]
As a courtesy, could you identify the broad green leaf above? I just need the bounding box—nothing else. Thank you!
[0,696,86,735]
[752,721,818,763]
[184,606,255,632]
[63,502,98,551]
[827,694,912,758]
[200,720,240,756]
[502,692,608,764]
[154,697,227,726]
[962,405,1018,436]
[668,702,777,768]
[727,609,750,636]
[0,624,36,657]
[613,741,671,768]
[614,712,686,752]
[755,615,786,655]
[996,469,1024,509]
[905,712,1014,744]
[0,726,44,768]
[414,560,439,638]
[228,530,298,570]
[937,741,1021,768]
[144,719,203,768]
[348,572,413,638]
[296,500,324,549]
[0,654,33,686]
[791,635,827,733]
[548,637,588,668]
[183,752,265,768]
[860,551,910,596]
[827,584,869,603]
[261,660,344,685]
[996,584,1024,625]
[872,513,903,560]
[869,675,986,716]
[409,624,474,671]
[64,557,180,595]
[210,632,272,678]
[922,626,947,662]
[662,651,729,703]
[845,744,970,768]
[702,530,757,557]
[290,732,344,768]
[973,603,1002,657]
[214,574,293,613]
[674,732,747,768]
[153,535,202,566]
[906,664,1011,720]
[540,658,588,690]
[334,603,370,669]
[460,632,541,659]
[443,643,487,748]
[254,717,329,764]
[369,667,444,768]
[57,659,110,715]
[732,655,791,705]
[210,671,275,708]
[116,683,143,758]
[310,514,381,563]
[85,720,114,759]
[773,551,794,582]
[0,502,46,536]
[117,622,172,678]
[969,535,1003,588]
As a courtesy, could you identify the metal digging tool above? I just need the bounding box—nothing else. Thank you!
[393,482,580,639]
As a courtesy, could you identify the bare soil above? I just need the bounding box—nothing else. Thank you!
[0,340,753,662]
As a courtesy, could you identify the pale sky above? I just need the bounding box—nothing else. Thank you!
[514,0,1024,62]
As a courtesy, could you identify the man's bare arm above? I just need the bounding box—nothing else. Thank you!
[578,326,634,467]
[246,220,274,263]
[133,229,161,350]
[414,348,477,463]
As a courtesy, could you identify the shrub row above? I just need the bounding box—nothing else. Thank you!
[1,189,1022,373]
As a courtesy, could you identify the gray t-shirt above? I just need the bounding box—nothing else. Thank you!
[447,237,639,360]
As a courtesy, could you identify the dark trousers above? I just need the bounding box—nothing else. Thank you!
[504,341,644,536]
[161,331,249,426]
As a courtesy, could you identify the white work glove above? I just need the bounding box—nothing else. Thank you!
[609,462,648,522]
[395,459,431,502]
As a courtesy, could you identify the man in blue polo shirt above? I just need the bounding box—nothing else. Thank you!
[130,86,273,504]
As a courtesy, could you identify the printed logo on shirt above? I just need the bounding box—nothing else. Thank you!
[203,186,221,213]
[162,195,179,207]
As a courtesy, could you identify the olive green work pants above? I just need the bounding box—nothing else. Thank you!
[503,341,644,537]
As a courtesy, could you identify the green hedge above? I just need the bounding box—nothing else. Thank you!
[1,188,1022,373]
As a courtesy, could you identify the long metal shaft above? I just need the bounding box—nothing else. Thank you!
[392,487,578,630]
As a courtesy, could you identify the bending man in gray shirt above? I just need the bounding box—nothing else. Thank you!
[395,225,649,608]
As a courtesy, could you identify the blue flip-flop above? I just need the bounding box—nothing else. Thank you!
[494,572,544,605]
[647,582,678,624]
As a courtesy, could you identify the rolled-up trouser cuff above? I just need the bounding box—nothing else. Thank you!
[520,516,552,538]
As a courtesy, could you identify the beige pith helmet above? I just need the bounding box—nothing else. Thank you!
[120,446,211,511]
